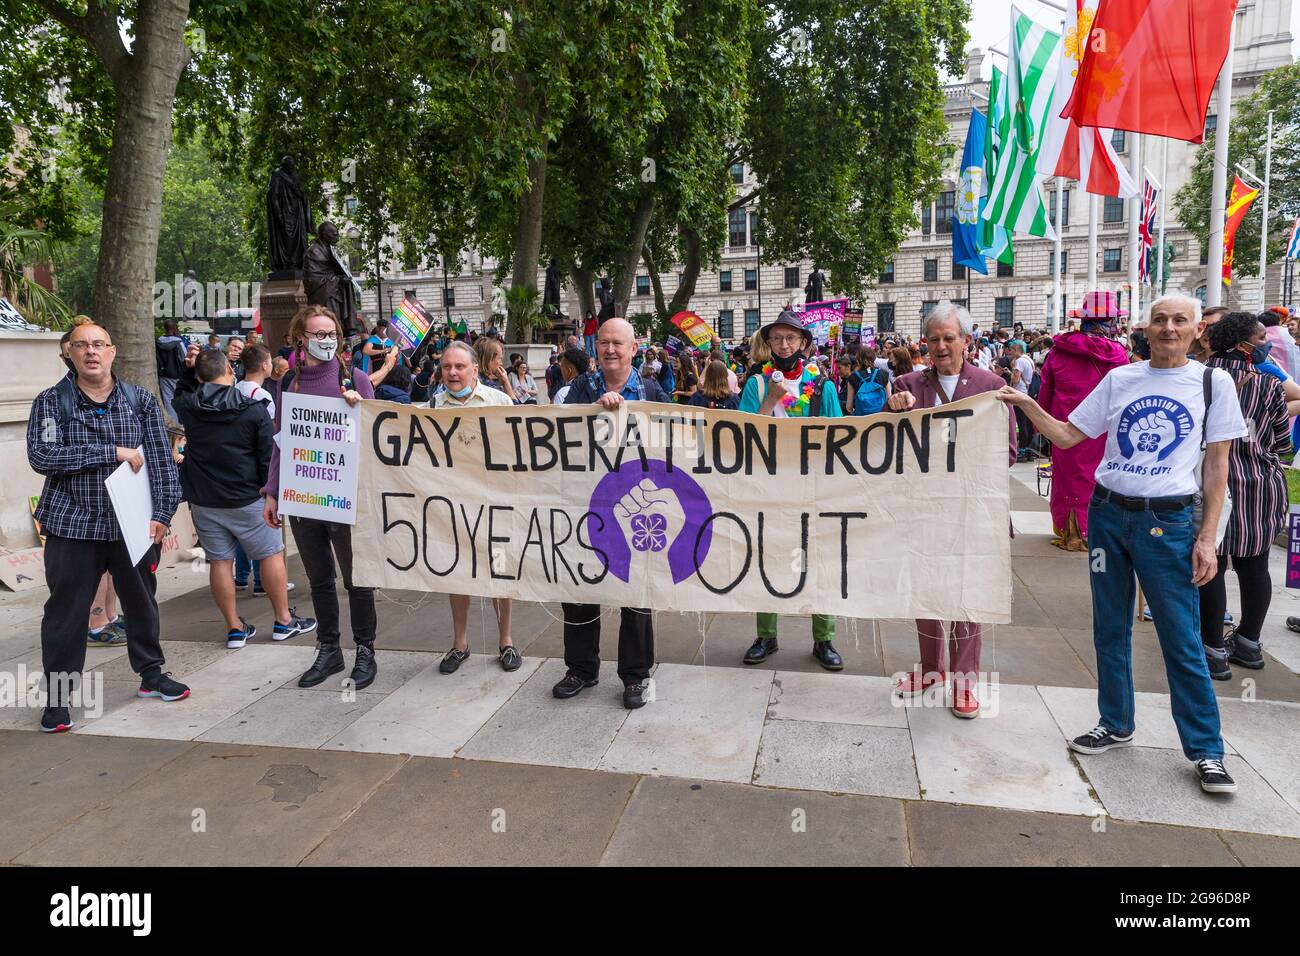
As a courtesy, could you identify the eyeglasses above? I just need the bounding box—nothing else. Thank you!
[305,331,338,342]
[769,335,804,346]
[69,340,114,353]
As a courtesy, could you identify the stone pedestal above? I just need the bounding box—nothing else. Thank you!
[258,270,307,352]
[0,331,67,549]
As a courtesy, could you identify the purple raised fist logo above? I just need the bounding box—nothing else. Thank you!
[588,460,714,584]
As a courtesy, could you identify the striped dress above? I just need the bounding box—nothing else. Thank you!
[1206,353,1290,557]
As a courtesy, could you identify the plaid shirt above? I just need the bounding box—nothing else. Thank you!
[27,375,181,541]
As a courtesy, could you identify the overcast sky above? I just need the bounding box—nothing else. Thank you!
[963,0,1299,79]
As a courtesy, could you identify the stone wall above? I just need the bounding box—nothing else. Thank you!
[0,331,67,548]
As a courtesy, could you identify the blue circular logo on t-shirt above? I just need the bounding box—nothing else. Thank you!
[1115,396,1194,462]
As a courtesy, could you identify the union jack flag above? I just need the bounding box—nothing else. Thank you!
[1138,177,1159,284]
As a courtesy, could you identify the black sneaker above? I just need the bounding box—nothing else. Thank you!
[743,637,778,664]
[439,647,470,674]
[253,581,294,597]
[1205,650,1232,681]
[137,671,190,701]
[1287,617,1300,634]
[1069,724,1134,754]
[226,618,256,649]
[1226,630,1265,670]
[552,672,597,699]
[40,706,74,733]
[272,610,317,641]
[499,645,522,672]
[1195,758,1237,794]
[623,681,650,709]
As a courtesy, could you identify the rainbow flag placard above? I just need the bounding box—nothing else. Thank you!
[391,296,435,351]
[670,310,715,348]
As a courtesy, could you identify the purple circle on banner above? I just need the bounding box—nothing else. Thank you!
[587,459,714,584]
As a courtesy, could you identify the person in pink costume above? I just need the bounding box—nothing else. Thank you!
[1037,292,1131,551]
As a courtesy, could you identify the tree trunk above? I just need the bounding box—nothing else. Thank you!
[611,191,656,318]
[507,83,548,343]
[666,227,702,316]
[570,264,595,322]
[92,0,191,394]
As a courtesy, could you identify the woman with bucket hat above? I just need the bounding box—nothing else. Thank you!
[1036,292,1131,551]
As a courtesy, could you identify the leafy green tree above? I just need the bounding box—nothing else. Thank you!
[1174,62,1300,286]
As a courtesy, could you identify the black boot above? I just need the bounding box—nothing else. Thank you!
[812,640,844,671]
[299,642,345,688]
[1226,630,1265,670]
[743,637,778,664]
[351,642,378,690]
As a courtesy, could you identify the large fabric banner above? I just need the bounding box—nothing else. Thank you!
[352,395,1012,622]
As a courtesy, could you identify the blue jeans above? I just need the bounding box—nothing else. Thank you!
[584,334,597,357]
[234,542,261,589]
[1087,495,1223,760]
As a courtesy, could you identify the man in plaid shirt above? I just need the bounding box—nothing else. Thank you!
[27,322,188,733]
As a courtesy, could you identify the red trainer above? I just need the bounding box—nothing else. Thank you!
[952,686,980,719]
[894,670,946,698]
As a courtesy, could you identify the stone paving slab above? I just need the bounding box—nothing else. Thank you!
[459,659,634,770]
[198,688,387,750]
[905,801,1240,866]
[320,653,542,757]
[1038,684,1239,755]
[600,775,909,866]
[280,648,437,697]
[0,730,194,862]
[302,756,637,866]
[766,671,907,727]
[1217,697,1300,816]
[14,742,406,867]
[1079,747,1300,839]
[75,643,317,741]
[753,719,919,799]
[906,683,1101,817]
[1217,830,1300,866]
[598,662,772,783]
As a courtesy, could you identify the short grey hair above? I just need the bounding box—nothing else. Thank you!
[1142,293,1201,328]
[923,299,974,338]
[441,340,477,364]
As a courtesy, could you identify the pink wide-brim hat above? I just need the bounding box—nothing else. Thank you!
[1069,290,1128,319]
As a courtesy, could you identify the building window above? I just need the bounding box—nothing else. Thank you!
[1103,248,1123,273]
[877,302,895,332]
[952,262,967,281]
[784,266,799,289]
[953,298,968,309]
[717,310,734,339]
[729,162,744,184]
[676,272,684,289]
[719,270,732,292]
[924,258,938,282]
[728,208,747,248]
[1199,244,1208,266]
[1048,187,1070,228]
[936,190,955,235]
[344,196,358,216]
[1048,250,1067,275]
[1103,195,1124,223]
[995,297,1015,328]
[744,308,760,336]
[920,300,940,322]
[444,287,455,307]
[1111,130,1126,154]
[1205,114,1217,135]
[749,211,758,247]
[921,204,932,235]
[636,275,650,296]
[744,268,758,291]
[996,259,1014,278]
[879,261,894,284]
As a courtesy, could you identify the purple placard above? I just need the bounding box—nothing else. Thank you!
[1288,508,1300,590]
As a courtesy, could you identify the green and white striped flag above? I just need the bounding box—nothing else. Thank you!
[978,66,1013,265]
[982,7,1061,241]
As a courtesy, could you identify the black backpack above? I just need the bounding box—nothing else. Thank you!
[54,375,145,427]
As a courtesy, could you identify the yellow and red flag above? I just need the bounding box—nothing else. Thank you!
[1222,176,1260,286]
[670,310,715,348]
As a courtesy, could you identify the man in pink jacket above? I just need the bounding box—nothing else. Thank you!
[1037,292,1131,551]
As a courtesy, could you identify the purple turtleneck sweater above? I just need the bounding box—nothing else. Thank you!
[261,359,373,499]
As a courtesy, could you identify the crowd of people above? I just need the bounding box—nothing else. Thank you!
[23,290,1300,797]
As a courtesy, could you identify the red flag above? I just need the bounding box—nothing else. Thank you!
[1222,176,1259,286]
[1063,0,1240,144]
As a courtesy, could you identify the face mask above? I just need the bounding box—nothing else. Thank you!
[306,336,337,361]
[448,383,474,399]
[772,351,802,373]
[1250,342,1272,365]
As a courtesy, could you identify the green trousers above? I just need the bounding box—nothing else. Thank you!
[756,613,835,642]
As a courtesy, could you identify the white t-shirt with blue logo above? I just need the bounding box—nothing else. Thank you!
[1068,360,1247,498]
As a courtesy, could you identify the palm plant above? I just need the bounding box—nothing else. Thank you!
[0,204,70,328]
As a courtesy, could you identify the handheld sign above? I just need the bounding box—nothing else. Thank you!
[670,310,716,348]
[278,392,360,525]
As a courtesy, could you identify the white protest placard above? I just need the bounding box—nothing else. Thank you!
[105,448,154,565]
[0,547,46,592]
[278,392,360,525]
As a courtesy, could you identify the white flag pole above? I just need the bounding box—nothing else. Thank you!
[1157,137,1169,294]
[1260,109,1273,285]
[1128,133,1143,320]
[1207,18,1235,308]
[1087,194,1098,290]
[1053,176,1064,335]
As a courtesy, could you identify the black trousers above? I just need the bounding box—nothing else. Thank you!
[42,535,164,702]
[1014,405,1033,451]
[289,516,376,646]
[562,604,654,684]
[1199,550,1272,648]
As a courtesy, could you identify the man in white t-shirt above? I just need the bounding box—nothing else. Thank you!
[1007,340,1036,456]
[1000,294,1245,795]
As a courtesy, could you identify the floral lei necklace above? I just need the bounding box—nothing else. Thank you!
[761,359,819,414]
